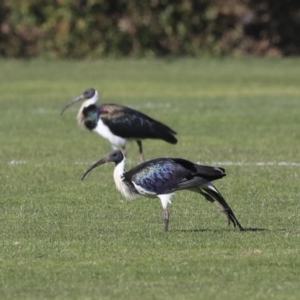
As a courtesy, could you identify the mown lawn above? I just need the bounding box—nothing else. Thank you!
[0,58,300,299]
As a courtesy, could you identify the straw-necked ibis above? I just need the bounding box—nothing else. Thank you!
[81,150,244,232]
[61,88,177,162]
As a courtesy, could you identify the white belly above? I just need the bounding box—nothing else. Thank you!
[132,182,157,197]
[94,119,127,149]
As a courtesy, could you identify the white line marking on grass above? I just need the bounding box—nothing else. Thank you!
[9,160,28,165]
[4,160,300,167]
[200,161,300,167]
[74,161,95,165]
[127,102,172,109]
[31,108,61,114]
[31,103,172,114]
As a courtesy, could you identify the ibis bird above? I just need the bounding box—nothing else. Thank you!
[81,150,244,232]
[60,88,177,162]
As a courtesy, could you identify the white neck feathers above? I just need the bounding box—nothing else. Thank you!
[113,157,136,199]
[85,90,99,106]
[77,91,99,127]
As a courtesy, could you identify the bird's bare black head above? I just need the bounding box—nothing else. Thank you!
[81,150,124,180]
[82,88,96,99]
[60,88,98,115]
[107,150,124,164]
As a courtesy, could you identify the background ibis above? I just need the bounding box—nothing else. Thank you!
[61,88,177,162]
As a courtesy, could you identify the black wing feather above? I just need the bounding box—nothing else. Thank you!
[172,158,226,181]
[126,157,225,195]
[99,104,177,144]
[176,177,210,191]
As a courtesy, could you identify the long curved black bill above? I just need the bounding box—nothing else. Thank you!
[81,157,109,181]
[60,94,85,115]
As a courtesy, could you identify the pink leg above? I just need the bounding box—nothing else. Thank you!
[163,208,169,232]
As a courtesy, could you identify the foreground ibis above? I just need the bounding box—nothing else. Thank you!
[81,150,244,232]
[60,88,177,162]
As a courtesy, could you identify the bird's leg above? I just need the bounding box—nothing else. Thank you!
[158,194,174,232]
[163,208,169,232]
[136,140,145,162]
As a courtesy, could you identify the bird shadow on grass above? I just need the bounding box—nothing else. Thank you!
[242,227,270,232]
[175,227,269,233]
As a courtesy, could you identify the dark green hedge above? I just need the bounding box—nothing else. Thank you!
[0,0,299,58]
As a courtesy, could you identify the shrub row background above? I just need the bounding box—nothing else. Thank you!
[0,0,299,58]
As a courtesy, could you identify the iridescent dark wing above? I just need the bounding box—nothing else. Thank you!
[99,104,177,144]
[126,158,224,195]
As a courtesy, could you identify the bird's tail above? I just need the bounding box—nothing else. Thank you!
[151,121,177,144]
[198,183,244,231]
[157,126,177,144]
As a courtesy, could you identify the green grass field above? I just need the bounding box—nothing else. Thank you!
[1,58,300,299]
